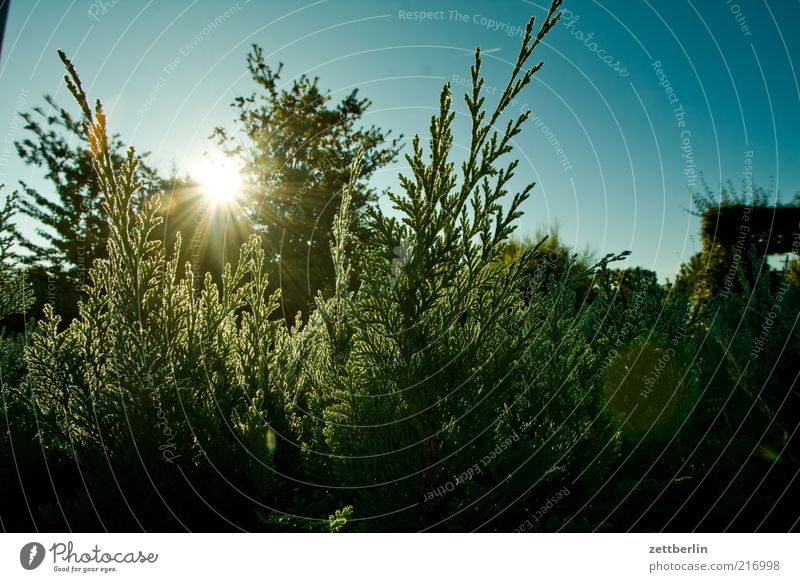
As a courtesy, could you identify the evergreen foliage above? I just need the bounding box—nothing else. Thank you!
[0,189,32,319]
[312,2,623,531]
[13,95,165,323]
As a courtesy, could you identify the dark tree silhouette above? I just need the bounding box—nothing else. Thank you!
[212,45,401,322]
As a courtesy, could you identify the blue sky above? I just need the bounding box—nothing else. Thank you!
[1,0,799,280]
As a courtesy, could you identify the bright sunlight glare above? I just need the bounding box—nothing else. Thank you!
[193,153,242,204]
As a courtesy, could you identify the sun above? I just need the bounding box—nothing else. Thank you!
[193,152,242,204]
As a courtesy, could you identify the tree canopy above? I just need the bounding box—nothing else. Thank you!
[212,44,401,321]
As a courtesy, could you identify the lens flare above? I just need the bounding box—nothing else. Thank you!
[266,428,277,454]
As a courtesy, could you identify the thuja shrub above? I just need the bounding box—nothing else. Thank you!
[310,1,623,532]
[684,261,800,530]
[23,53,316,531]
[577,266,705,530]
[0,189,43,531]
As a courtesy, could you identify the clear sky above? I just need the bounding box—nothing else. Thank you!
[1,0,799,280]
